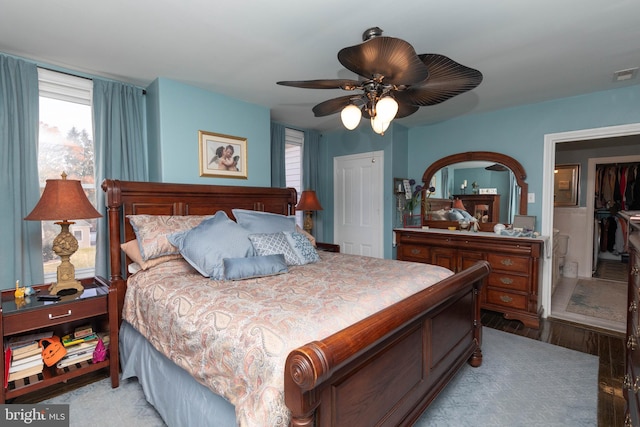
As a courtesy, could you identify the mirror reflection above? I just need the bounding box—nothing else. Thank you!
[430,161,519,224]
[420,151,528,230]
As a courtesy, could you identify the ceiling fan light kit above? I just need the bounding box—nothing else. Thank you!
[277,27,483,135]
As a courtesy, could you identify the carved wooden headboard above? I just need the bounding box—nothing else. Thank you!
[101,179,297,318]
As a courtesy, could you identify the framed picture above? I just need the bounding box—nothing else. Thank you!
[553,164,579,206]
[198,130,248,178]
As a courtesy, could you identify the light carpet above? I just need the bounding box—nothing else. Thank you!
[42,327,598,427]
[415,327,598,426]
[565,278,627,323]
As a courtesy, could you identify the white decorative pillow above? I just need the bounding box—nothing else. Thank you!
[283,231,320,265]
[168,211,255,279]
[128,214,211,261]
[248,232,301,266]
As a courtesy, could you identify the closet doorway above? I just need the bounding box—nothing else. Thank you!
[542,124,640,333]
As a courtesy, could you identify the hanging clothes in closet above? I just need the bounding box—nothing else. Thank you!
[595,162,640,210]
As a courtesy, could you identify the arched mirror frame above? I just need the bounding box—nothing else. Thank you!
[421,151,528,226]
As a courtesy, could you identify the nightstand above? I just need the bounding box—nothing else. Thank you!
[1,276,118,402]
[316,242,340,253]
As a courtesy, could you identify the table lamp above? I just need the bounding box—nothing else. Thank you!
[453,198,466,210]
[24,172,102,295]
[296,190,323,234]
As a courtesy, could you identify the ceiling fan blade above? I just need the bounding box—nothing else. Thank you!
[312,95,363,117]
[394,54,483,106]
[395,102,420,119]
[338,37,428,86]
[277,79,361,90]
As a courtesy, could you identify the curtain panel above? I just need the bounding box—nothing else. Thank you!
[270,122,286,187]
[93,79,148,278]
[0,54,43,289]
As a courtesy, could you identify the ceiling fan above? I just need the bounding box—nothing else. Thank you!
[277,27,483,135]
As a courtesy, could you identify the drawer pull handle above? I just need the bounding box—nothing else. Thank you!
[49,310,72,320]
[499,295,513,303]
[500,259,514,266]
[624,374,632,390]
[628,335,637,351]
[630,301,638,313]
[500,277,514,285]
[411,249,421,255]
[633,266,639,277]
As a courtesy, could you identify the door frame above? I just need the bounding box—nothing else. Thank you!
[542,122,640,316]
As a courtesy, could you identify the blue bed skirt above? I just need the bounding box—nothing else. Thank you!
[119,320,237,427]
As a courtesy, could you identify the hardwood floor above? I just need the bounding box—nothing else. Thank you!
[482,309,626,427]
[11,310,626,426]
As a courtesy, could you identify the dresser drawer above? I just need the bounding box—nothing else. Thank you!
[3,296,108,335]
[398,244,430,262]
[487,272,528,292]
[485,289,527,310]
[487,253,530,273]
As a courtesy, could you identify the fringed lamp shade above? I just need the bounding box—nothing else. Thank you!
[24,172,102,295]
[296,190,323,234]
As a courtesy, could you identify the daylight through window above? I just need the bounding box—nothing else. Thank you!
[37,68,96,281]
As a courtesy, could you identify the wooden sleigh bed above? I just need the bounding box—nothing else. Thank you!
[102,179,490,427]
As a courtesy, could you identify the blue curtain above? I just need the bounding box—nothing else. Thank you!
[270,122,286,187]
[0,54,43,289]
[93,78,148,278]
[302,129,320,190]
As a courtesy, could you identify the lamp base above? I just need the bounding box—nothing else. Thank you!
[303,211,314,235]
[49,220,83,296]
[48,280,83,296]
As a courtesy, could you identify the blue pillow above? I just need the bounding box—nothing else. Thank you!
[447,209,464,221]
[248,232,301,266]
[283,231,320,265]
[223,254,288,280]
[232,209,296,234]
[168,211,255,279]
[454,208,474,221]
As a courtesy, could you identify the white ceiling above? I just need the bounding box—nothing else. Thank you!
[2,0,639,132]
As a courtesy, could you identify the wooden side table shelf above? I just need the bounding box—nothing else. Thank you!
[0,276,118,402]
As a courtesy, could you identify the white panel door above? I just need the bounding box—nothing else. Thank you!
[333,151,383,258]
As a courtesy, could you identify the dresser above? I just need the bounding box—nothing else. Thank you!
[625,228,640,426]
[395,228,544,328]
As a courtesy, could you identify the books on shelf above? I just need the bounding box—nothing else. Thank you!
[73,324,93,339]
[8,363,43,382]
[4,331,51,359]
[62,332,99,348]
[9,355,43,374]
[12,344,41,360]
[55,332,110,369]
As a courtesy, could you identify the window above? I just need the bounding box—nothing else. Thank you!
[284,128,304,226]
[37,68,96,281]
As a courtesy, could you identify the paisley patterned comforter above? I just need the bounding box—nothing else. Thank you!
[123,252,453,426]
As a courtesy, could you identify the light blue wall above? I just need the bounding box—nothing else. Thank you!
[407,85,640,228]
[146,78,271,185]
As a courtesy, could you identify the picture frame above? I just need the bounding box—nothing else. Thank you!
[198,130,248,179]
[553,164,579,206]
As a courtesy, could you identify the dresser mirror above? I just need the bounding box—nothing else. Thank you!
[420,151,528,230]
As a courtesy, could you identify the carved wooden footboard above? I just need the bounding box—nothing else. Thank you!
[285,261,488,426]
[102,179,489,426]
